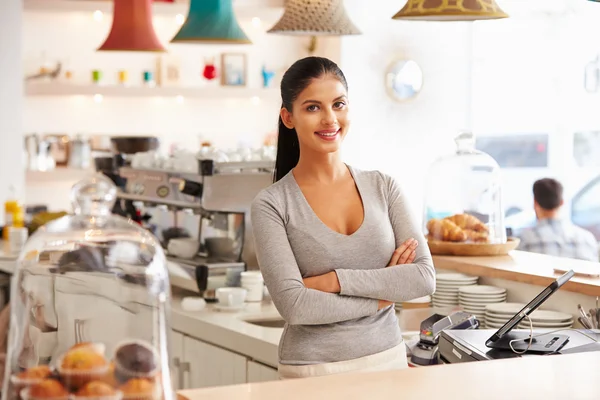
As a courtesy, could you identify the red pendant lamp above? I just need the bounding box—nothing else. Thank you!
[98,0,166,52]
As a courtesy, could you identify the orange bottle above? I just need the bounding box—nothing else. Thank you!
[3,187,23,241]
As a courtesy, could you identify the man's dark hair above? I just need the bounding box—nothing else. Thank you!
[533,178,563,210]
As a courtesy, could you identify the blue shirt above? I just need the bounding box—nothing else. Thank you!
[517,218,599,262]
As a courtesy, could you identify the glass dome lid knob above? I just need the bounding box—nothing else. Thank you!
[70,174,117,217]
[455,131,476,153]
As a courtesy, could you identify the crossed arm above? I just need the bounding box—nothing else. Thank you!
[250,174,436,326]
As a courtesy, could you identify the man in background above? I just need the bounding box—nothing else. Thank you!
[518,178,599,262]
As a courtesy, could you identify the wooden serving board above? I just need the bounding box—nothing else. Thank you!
[427,237,520,256]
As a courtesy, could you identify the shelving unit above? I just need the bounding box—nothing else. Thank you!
[26,168,95,182]
[25,82,281,101]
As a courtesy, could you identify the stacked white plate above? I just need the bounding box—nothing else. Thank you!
[458,285,507,327]
[432,273,478,308]
[485,303,574,330]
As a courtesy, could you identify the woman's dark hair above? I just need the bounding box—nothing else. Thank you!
[273,57,348,182]
[533,178,563,210]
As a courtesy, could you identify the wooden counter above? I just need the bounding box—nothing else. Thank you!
[177,351,599,400]
[433,250,600,297]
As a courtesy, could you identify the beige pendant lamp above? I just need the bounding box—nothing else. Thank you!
[268,0,361,36]
[392,0,509,21]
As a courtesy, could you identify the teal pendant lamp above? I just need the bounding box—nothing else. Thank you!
[170,0,251,44]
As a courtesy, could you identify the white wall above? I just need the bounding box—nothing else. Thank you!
[339,0,472,218]
[0,0,25,224]
[339,0,600,221]
[22,3,339,211]
[23,0,600,217]
[22,5,330,151]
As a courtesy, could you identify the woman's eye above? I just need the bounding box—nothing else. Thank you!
[306,105,319,112]
[334,101,346,109]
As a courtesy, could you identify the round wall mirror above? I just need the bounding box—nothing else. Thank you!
[385,59,423,102]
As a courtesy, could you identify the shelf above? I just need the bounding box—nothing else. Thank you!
[25,82,281,101]
[24,0,285,15]
[26,168,95,182]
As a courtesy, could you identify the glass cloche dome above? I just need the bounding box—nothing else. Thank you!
[423,131,507,244]
[2,175,173,400]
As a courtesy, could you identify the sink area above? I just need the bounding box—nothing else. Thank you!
[243,318,286,328]
[242,308,443,331]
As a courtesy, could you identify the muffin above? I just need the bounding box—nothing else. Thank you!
[69,342,106,356]
[11,365,53,395]
[26,379,69,400]
[98,362,120,388]
[118,379,159,400]
[74,381,122,400]
[113,342,159,381]
[59,347,109,390]
[16,366,52,380]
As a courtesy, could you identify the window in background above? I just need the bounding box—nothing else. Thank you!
[571,175,600,241]
[573,131,600,168]
[475,134,549,168]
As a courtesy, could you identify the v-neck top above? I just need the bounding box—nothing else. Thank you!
[289,165,366,237]
[250,166,436,365]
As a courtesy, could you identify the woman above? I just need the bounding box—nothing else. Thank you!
[250,56,436,379]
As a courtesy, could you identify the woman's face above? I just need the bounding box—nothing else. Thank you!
[281,75,349,156]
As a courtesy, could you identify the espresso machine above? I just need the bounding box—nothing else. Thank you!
[115,158,273,301]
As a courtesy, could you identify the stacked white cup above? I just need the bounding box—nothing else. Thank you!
[241,271,264,302]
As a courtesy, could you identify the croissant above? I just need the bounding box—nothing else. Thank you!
[464,229,489,243]
[446,213,488,232]
[427,219,467,242]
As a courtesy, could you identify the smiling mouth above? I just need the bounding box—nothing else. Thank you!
[315,128,341,140]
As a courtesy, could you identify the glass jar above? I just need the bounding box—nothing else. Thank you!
[2,175,173,400]
[423,131,506,244]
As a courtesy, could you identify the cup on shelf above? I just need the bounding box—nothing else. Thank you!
[241,271,264,302]
[216,287,247,307]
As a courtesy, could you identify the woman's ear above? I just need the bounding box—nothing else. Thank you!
[280,108,294,129]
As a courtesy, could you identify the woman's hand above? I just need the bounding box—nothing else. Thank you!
[303,271,340,293]
[378,300,393,310]
[387,238,418,266]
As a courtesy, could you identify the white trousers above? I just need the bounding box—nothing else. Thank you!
[278,342,408,380]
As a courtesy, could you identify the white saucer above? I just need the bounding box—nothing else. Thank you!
[214,303,246,312]
[459,285,507,296]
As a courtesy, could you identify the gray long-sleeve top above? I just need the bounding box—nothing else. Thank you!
[250,166,436,365]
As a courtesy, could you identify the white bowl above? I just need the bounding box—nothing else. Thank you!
[168,238,200,259]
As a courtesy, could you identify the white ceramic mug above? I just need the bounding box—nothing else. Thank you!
[216,287,247,307]
[241,271,264,302]
[8,227,28,254]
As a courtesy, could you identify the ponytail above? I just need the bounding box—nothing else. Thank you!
[273,56,348,183]
[273,114,299,182]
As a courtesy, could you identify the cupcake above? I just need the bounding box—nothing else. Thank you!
[58,347,109,390]
[11,366,53,396]
[113,342,159,382]
[98,362,120,388]
[74,381,123,400]
[118,379,159,400]
[69,342,106,356]
[15,365,52,381]
[25,379,69,400]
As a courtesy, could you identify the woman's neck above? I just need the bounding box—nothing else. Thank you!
[293,152,348,185]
